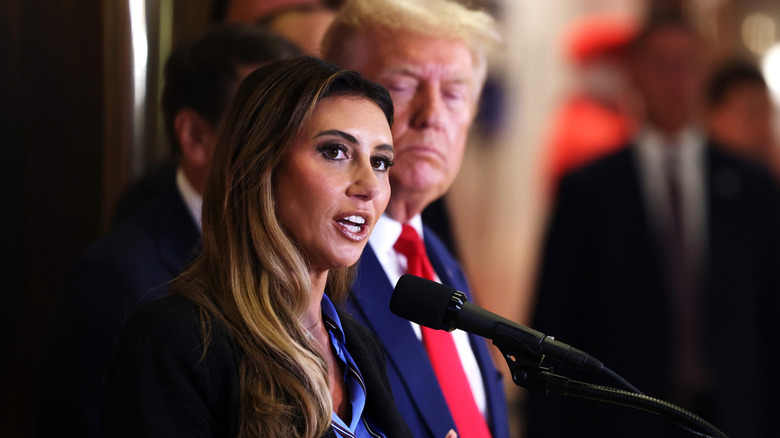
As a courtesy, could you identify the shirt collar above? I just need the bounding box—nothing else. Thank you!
[175,166,203,234]
[636,125,705,167]
[368,214,425,254]
[320,293,345,346]
[321,294,381,436]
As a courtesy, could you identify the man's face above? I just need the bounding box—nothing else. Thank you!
[345,30,477,216]
[630,27,703,133]
[708,83,773,158]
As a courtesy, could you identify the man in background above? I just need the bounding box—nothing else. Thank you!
[529,15,780,438]
[211,0,339,55]
[705,59,778,174]
[35,25,299,438]
[322,1,509,437]
[112,2,322,225]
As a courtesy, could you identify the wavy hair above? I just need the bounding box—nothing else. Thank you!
[172,56,392,438]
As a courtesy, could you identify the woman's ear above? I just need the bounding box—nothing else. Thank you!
[174,108,218,170]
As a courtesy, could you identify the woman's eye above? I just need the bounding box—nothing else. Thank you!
[320,144,348,160]
[371,156,394,172]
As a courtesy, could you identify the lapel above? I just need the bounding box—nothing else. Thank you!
[352,244,455,435]
[621,146,671,317]
[152,188,201,276]
[622,146,663,258]
[424,228,507,437]
[703,144,749,299]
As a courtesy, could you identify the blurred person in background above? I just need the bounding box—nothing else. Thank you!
[212,0,340,55]
[322,1,508,437]
[705,59,779,175]
[113,0,335,226]
[529,14,780,438]
[544,14,638,193]
[111,24,301,225]
[35,25,299,438]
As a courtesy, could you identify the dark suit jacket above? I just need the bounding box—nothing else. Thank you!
[103,294,413,438]
[528,144,780,438]
[36,188,200,438]
[347,227,509,438]
[110,160,177,226]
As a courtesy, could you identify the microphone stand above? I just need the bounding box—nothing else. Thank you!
[491,324,729,438]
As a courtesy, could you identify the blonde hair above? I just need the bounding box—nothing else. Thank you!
[322,0,501,92]
[172,56,393,438]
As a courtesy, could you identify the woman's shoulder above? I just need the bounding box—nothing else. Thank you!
[125,294,202,336]
[121,294,237,362]
[105,295,241,437]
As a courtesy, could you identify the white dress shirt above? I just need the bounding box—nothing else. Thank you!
[175,167,203,234]
[368,214,488,416]
[634,126,707,265]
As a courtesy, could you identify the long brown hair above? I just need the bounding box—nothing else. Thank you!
[172,56,393,438]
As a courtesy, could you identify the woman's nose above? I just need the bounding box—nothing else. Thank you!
[346,159,380,200]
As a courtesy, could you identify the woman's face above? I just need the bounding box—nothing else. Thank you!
[275,96,394,273]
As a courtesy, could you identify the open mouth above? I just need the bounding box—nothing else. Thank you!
[335,214,369,241]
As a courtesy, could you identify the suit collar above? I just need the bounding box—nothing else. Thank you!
[424,227,464,291]
[150,188,201,275]
[174,166,203,233]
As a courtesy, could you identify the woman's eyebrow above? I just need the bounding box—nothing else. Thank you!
[314,129,358,144]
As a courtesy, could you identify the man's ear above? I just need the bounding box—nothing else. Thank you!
[174,108,217,169]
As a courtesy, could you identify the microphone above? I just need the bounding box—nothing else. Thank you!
[390,274,603,372]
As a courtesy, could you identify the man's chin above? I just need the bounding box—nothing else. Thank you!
[391,168,449,198]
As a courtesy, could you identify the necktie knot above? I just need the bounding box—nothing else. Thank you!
[394,224,424,256]
[394,224,436,281]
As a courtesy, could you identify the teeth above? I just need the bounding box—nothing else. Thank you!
[343,224,361,233]
[344,215,365,224]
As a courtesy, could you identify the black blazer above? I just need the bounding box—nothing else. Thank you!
[528,143,780,438]
[36,188,200,438]
[103,294,413,438]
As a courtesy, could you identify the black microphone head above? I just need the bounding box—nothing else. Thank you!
[390,274,461,330]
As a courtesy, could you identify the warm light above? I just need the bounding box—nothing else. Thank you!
[762,43,780,105]
[129,0,148,176]
[742,13,776,55]
[129,0,148,108]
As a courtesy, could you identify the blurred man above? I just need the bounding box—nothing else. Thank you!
[706,59,777,172]
[212,0,338,55]
[35,25,300,438]
[530,16,780,438]
[322,1,508,437]
[545,14,638,193]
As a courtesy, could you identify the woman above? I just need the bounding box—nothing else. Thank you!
[103,56,411,438]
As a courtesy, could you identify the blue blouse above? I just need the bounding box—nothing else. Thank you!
[321,294,386,438]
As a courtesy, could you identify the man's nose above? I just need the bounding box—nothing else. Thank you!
[410,83,445,130]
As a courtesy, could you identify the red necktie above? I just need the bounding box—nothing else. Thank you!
[393,224,492,438]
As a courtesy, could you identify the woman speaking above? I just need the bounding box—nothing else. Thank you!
[103,56,411,438]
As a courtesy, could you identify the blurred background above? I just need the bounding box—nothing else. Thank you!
[3,0,779,436]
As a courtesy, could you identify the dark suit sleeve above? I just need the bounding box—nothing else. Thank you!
[756,171,780,426]
[527,171,594,437]
[533,171,594,337]
[102,296,239,438]
[36,259,139,438]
